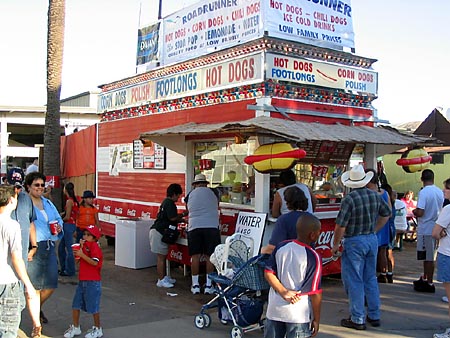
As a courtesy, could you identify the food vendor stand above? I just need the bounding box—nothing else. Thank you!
[95,0,427,275]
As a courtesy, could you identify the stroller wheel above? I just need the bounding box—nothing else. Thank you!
[203,313,211,328]
[194,314,211,329]
[230,326,243,338]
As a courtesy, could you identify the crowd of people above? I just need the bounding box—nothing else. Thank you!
[0,168,103,338]
[2,163,450,338]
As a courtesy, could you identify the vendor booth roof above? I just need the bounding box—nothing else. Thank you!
[140,116,430,145]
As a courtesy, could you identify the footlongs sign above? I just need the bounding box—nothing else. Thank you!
[266,53,377,94]
[264,0,355,49]
[161,0,262,65]
[98,54,262,112]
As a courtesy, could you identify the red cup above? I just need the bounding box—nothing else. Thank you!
[49,220,58,235]
[72,243,81,260]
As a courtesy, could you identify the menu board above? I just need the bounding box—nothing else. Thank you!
[133,140,166,169]
[297,141,355,165]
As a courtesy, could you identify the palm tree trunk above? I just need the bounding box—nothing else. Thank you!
[45,0,65,210]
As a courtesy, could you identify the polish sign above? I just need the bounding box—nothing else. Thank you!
[98,54,263,112]
[266,53,377,94]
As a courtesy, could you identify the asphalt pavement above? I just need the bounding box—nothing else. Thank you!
[18,238,449,338]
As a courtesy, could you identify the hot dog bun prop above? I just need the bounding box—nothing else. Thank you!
[396,147,432,173]
[244,143,306,173]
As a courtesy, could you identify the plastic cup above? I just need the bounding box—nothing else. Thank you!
[49,220,58,235]
[72,243,81,260]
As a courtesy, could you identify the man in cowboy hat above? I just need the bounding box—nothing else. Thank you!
[331,165,391,330]
[184,174,220,295]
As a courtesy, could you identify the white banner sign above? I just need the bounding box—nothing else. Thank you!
[266,53,377,94]
[161,0,263,65]
[264,0,355,49]
[98,54,263,112]
[235,211,267,257]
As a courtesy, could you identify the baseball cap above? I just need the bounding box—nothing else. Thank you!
[85,225,101,239]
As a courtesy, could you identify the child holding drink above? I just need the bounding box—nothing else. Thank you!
[64,225,103,338]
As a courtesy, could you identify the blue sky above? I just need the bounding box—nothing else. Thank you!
[1,0,449,124]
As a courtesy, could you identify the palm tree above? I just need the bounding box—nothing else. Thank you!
[44,0,65,210]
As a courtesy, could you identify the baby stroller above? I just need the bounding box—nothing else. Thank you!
[194,233,270,338]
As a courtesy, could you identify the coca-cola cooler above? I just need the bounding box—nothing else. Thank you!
[115,218,157,269]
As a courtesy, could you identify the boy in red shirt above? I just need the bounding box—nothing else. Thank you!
[63,225,103,338]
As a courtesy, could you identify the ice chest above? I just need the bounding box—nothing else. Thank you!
[115,219,156,269]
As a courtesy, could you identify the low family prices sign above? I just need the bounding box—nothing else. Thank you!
[235,212,267,257]
[266,53,378,95]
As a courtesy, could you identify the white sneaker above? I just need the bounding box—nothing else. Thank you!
[204,285,216,295]
[156,279,174,288]
[163,275,176,284]
[64,325,81,338]
[191,284,200,294]
[442,296,449,303]
[85,326,103,338]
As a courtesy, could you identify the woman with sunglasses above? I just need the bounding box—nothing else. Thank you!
[24,172,64,325]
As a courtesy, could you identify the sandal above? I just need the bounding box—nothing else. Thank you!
[31,326,42,338]
[40,310,48,324]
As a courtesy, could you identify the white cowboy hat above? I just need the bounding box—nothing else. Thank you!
[341,165,374,188]
[192,174,209,185]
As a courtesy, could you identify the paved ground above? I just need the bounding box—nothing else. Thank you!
[18,238,449,338]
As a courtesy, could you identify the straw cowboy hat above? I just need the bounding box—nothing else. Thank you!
[192,174,209,185]
[341,165,374,188]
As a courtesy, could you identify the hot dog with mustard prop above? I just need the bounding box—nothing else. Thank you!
[396,147,432,173]
[244,143,306,173]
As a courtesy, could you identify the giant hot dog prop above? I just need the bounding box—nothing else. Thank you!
[244,143,306,173]
[396,147,432,173]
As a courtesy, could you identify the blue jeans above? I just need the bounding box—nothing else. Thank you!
[264,319,312,338]
[0,282,24,338]
[341,233,380,324]
[58,223,76,276]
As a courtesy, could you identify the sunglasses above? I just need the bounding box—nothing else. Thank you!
[32,183,46,188]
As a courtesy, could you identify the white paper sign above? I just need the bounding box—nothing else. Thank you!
[235,211,267,257]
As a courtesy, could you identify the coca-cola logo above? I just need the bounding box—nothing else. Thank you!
[115,207,123,215]
[103,205,111,212]
[127,209,136,217]
[315,230,335,251]
[170,250,183,261]
[141,211,151,218]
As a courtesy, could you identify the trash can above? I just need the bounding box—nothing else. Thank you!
[115,218,156,269]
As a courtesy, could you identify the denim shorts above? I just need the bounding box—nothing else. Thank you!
[437,253,450,283]
[0,282,25,337]
[72,281,102,314]
[264,318,312,338]
[27,240,58,290]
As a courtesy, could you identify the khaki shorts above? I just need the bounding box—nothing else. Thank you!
[149,228,169,255]
[416,234,437,261]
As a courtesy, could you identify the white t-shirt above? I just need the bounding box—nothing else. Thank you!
[394,199,408,231]
[437,205,450,256]
[278,183,313,214]
[0,216,22,284]
[416,185,444,235]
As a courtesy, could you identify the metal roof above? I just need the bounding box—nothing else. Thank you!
[140,116,432,146]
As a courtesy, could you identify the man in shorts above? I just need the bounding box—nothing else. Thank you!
[413,169,444,293]
[185,174,220,295]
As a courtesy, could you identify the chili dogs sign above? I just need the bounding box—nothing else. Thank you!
[266,53,378,94]
[98,53,263,112]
